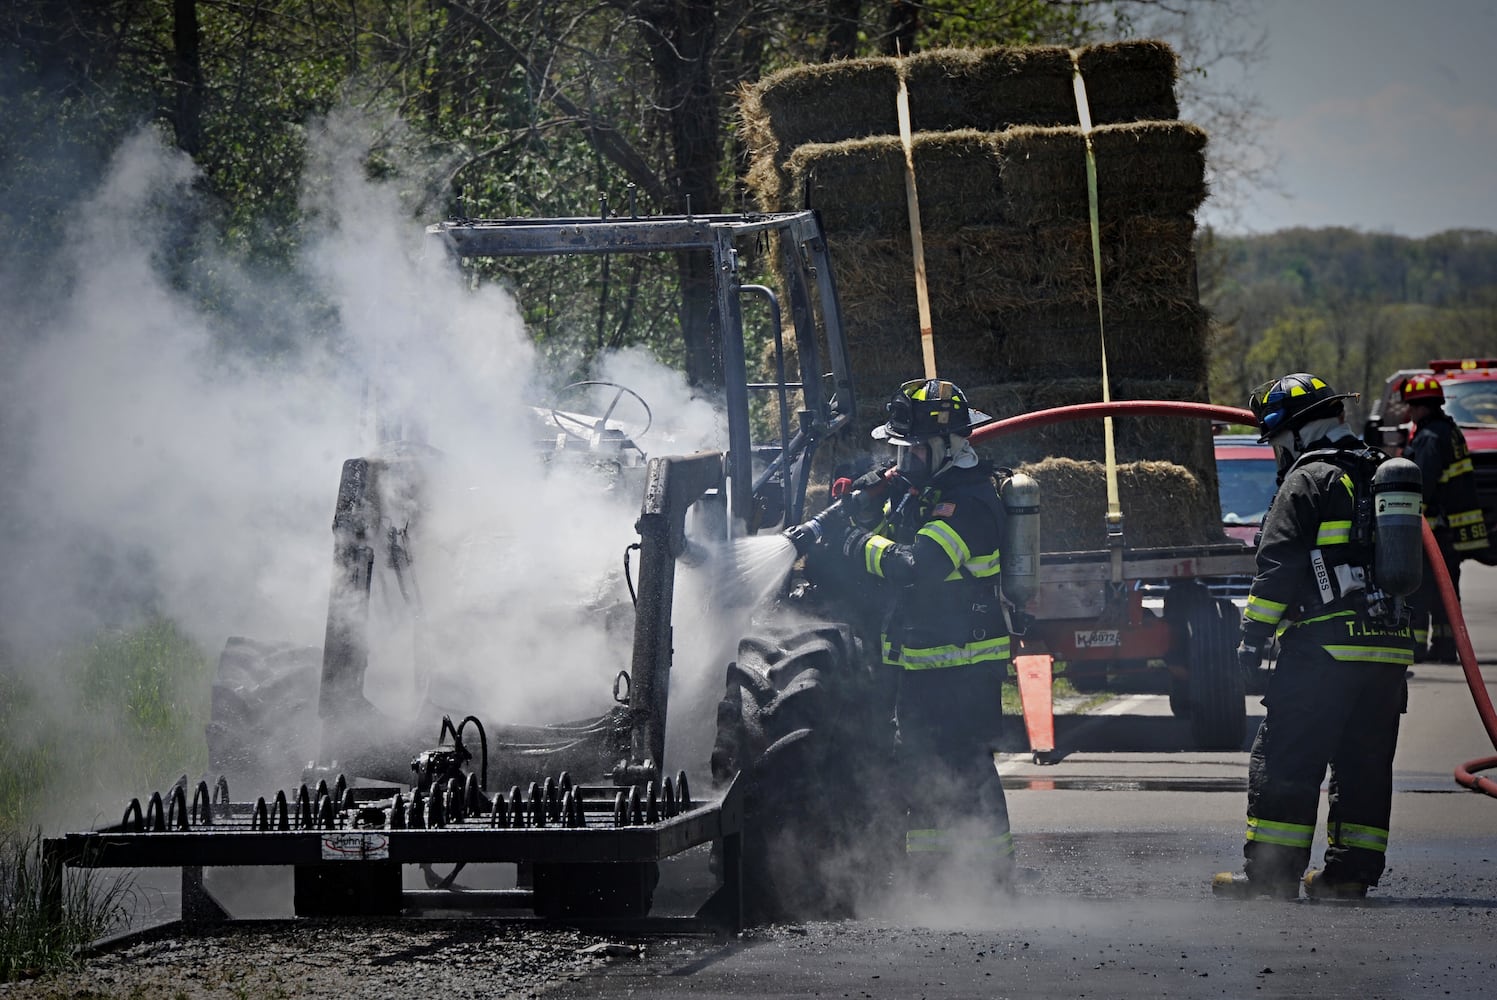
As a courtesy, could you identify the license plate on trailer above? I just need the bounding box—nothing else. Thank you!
[1074,629,1121,649]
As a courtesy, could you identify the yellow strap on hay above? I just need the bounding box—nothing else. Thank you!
[1070,51,1124,575]
[896,64,938,380]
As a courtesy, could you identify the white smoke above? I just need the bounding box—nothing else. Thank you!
[0,111,746,821]
[3,127,358,657]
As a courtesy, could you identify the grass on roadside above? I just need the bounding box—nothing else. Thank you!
[0,616,206,981]
[0,616,211,835]
[1001,666,1083,716]
[0,828,133,982]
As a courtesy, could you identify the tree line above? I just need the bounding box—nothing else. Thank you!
[1200,226,1497,421]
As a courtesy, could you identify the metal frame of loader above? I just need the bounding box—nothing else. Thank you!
[42,210,858,932]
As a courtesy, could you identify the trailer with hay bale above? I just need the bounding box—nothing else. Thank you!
[740,40,1256,755]
[971,409,1256,758]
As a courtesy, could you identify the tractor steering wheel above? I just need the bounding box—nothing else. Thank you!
[548,380,653,443]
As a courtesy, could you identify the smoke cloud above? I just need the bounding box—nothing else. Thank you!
[0,109,741,824]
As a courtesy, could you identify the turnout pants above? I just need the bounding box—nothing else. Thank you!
[1415,531,1461,655]
[1243,640,1407,886]
[893,660,1014,877]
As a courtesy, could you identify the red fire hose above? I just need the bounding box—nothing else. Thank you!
[970,398,1497,796]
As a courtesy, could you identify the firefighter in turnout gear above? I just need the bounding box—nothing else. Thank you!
[787,378,1015,884]
[1214,373,1417,901]
[1401,374,1489,662]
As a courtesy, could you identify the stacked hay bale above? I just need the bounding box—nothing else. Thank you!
[740,41,1223,549]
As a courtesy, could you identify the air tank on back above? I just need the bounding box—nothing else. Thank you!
[1000,471,1041,607]
[1372,456,1423,597]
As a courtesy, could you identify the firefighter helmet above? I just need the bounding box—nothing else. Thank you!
[1400,374,1445,404]
[872,378,989,445]
[1248,373,1357,445]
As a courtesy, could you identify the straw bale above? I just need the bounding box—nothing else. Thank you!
[740,40,1179,163]
[1015,457,1224,551]
[740,41,1183,212]
[903,44,1177,130]
[743,151,791,213]
[975,300,1211,381]
[904,47,1075,130]
[1073,40,1180,122]
[777,125,1206,236]
[829,231,1005,329]
[834,292,1209,386]
[825,218,1198,335]
[782,132,1003,235]
[741,58,901,163]
[780,138,904,232]
[991,215,1198,307]
[998,122,1208,224]
[739,58,901,209]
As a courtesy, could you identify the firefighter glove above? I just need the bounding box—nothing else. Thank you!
[844,467,893,526]
[851,466,890,492]
[1236,622,1273,671]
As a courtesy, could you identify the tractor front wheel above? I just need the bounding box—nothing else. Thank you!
[708,621,882,924]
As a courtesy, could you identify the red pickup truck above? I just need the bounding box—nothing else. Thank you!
[1363,358,1497,563]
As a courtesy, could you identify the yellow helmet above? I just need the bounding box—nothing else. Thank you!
[872,378,989,445]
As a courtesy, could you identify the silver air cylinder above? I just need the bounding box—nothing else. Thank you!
[1000,472,1042,607]
[1373,457,1423,597]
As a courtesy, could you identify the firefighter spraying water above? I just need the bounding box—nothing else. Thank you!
[781,378,1042,889]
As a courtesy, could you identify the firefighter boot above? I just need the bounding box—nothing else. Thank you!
[1211,871,1300,900]
[1302,869,1369,900]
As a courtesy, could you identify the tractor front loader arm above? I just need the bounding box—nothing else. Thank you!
[315,455,428,781]
[319,457,376,724]
[623,451,726,781]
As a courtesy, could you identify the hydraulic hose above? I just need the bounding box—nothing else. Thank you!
[970,398,1497,796]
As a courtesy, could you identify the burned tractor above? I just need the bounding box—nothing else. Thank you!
[44,210,887,928]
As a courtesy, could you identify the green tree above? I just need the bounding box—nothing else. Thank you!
[1201,227,1497,420]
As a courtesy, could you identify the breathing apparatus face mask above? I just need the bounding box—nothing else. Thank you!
[896,435,948,483]
[1269,429,1299,476]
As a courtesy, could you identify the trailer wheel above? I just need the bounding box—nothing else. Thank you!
[1183,596,1247,749]
[206,637,322,795]
[1167,674,1190,719]
[709,621,880,924]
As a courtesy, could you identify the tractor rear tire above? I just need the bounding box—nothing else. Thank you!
[206,637,322,795]
[1184,596,1247,749]
[709,621,882,925]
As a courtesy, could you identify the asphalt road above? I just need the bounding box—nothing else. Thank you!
[551,565,1497,1000]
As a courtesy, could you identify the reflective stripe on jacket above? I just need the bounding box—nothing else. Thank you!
[1407,413,1489,554]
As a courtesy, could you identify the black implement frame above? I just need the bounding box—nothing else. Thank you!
[43,211,857,933]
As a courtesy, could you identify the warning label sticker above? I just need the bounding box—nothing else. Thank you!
[320,832,390,861]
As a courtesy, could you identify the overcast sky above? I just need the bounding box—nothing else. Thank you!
[1195,0,1497,237]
